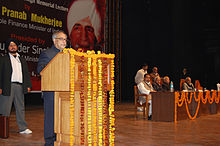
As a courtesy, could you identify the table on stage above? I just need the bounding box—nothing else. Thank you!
[151,92,220,122]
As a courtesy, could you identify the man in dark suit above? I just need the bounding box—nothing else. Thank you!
[37,30,67,146]
[162,76,170,91]
[0,38,32,134]
[152,76,162,91]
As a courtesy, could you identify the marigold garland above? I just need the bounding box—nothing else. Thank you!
[80,56,85,145]
[63,48,115,59]
[215,91,220,104]
[177,92,185,107]
[98,57,103,146]
[87,52,92,146]
[62,48,115,145]
[194,92,200,102]
[174,92,179,122]
[109,59,115,146]
[92,56,98,145]
[69,51,75,145]
[175,90,220,122]
[186,92,193,104]
[184,95,200,120]
[207,90,214,104]
[103,58,109,146]
[201,91,208,104]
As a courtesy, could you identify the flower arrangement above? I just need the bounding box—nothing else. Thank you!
[63,48,115,146]
[175,90,220,122]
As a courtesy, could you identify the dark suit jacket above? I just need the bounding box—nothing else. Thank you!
[37,45,60,138]
[37,45,60,73]
[37,45,60,100]
[162,82,170,91]
[152,82,162,91]
[0,54,32,96]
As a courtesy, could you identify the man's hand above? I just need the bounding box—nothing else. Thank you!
[0,88,2,95]
[27,88,31,93]
[151,90,156,93]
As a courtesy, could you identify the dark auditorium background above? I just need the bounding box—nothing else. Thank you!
[121,0,220,101]
[1,0,220,104]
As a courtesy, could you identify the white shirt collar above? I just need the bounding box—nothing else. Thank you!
[145,81,151,85]
[9,52,20,58]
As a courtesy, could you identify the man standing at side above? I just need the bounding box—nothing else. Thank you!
[37,31,67,146]
[0,38,32,134]
[135,64,148,84]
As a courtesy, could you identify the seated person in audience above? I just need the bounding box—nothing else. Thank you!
[152,76,162,91]
[137,74,155,120]
[182,77,195,91]
[135,63,148,84]
[162,76,170,91]
[150,67,160,83]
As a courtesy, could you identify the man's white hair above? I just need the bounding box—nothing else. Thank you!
[67,0,101,39]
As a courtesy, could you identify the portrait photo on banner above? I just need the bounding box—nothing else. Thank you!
[67,0,105,52]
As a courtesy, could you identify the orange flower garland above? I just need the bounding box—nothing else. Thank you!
[109,59,115,146]
[175,90,220,122]
[98,57,103,146]
[207,90,214,104]
[174,92,179,122]
[69,50,75,145]
[62,48,115,145]
[92,55,98,145]
[215,91,220,104]
[80,56,85,145]
[186,92,193,104]
[184,95,200,120]
[194,92,200,102]
[201,91,208,104]
[177,92,185,107]
[102,58,108,146]
[87,52,92,145]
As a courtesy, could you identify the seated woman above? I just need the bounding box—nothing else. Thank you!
[182,77,195,91]
[152,76,162,91]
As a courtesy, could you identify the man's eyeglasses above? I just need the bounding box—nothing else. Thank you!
[55,38,67,41]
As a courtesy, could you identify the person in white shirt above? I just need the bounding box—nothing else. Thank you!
[137,74,155,120]
[135,64,148,84]
[0,39,32,134]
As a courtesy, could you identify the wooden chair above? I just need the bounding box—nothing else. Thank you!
[180,79,185,91]
[195,80,203,90]
[134,85,149,119]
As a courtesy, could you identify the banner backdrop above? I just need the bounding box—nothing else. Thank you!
[0,0,105,90]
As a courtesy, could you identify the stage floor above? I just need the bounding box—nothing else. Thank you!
[1,103,220,145]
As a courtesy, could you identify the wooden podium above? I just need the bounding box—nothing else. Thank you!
[40,49,115,145]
